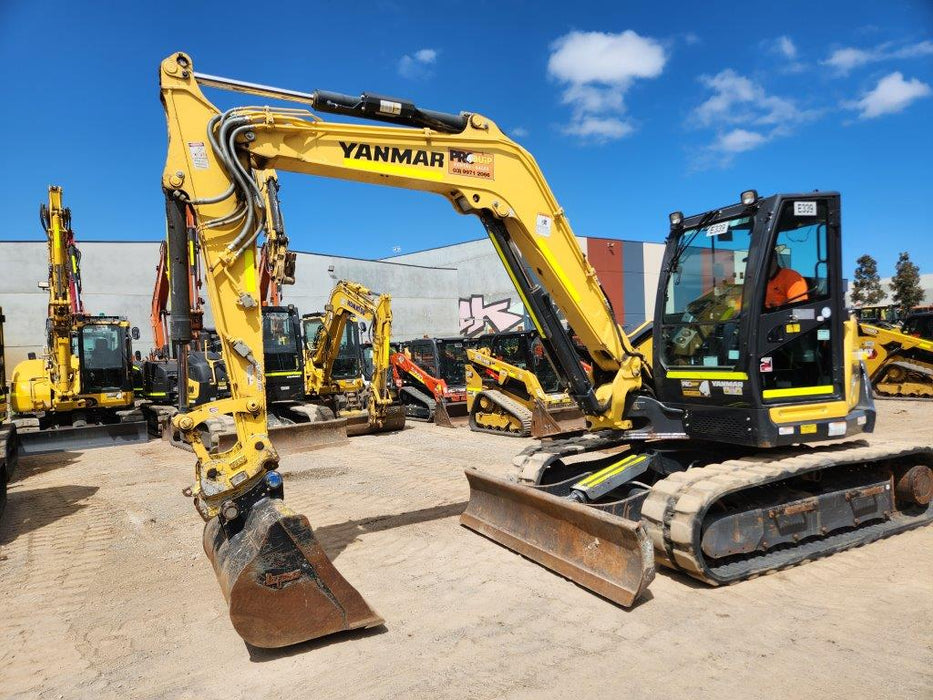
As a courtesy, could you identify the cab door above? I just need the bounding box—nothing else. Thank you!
[755,195,844,404]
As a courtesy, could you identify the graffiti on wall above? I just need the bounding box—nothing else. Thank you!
[459,294,523,337]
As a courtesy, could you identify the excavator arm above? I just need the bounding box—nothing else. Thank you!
[159,51,648,646]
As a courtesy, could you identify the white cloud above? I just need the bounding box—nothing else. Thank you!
[775,36,797,60]
[689,69,820,168]
[547,30,667,142]
[562,116,634,141]
[851,71,932,119]
[823,39,933,74]
[692,69,817,129]
[715,129,768,153]
[398,48,438,79]
[510,126,529,138]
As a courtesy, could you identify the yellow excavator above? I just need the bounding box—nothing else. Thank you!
[858,315,932,398]
[465,330,583,438]
[11,186,147,455]
[302,280,406,435]
[0,307,18,516]
[160,52,931,647]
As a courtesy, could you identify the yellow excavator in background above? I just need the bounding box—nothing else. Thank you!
[0,307,18,516]
[858,316,932,398]
[302,280,406,435]
[160,52,932,648]
[11,186,146,455]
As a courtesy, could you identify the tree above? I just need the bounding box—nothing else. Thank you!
[889,251,925,316]
[850,254,885,306]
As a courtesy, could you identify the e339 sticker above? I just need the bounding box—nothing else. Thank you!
[793,201,817,216]
[706,221,730,237]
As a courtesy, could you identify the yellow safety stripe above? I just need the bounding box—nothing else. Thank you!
[243,246,256,295]
[537,240,580,304]
[147,391,168,397]
[488,233,545,335]
[575,454,646,489]
[342,158,444,181]
[763,385,835,399]
[266,371,301,377]
[666,370,749,380]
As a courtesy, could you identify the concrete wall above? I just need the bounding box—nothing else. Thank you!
[386,236,666,335]
[0,242,459,367]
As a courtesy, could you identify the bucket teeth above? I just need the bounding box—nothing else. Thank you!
[205,497,382,648]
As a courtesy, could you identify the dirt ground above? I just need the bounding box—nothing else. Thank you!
[1,401,931,699]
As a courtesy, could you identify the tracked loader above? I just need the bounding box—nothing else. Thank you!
[465,330,584,438]
[11,186,146,455]
[159,52,931,648]
[859,311,933,398]
[392,337,473,426]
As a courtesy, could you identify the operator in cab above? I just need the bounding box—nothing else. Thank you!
[765,253,808,309]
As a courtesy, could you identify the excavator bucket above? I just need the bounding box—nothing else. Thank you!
[345,404,407,436]
[205,497,383,648]
[461,470,655,607]
[530,401,586,438]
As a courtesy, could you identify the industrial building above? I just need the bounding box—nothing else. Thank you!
[0,235,662,365]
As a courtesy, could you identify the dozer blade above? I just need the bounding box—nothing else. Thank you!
[216,417,349,455]
[345,404,407,436]
[461,470,655,607]
[205,497,383,648]
[16,420,149,456]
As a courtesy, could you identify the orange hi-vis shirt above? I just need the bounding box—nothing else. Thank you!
[765,267,808,308]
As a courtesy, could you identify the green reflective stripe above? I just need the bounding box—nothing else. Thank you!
[488,233,544,336]
[666,370,749,380]
[146,391,168,397]
[574,454,646,490]
[763,385,835,399]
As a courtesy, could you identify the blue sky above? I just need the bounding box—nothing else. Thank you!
[1,0,931,279]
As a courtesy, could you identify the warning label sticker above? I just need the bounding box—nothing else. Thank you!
[448,149,495,179]
[188,142,209,170]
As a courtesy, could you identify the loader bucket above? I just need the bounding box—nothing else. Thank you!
[205,496,383,648]
[216,417,349,455]
[530,402,585,439]
[345,404,407,436]
[461,470,655,607]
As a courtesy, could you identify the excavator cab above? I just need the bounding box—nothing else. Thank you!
[656,191,874,445]
[74,318,135,397]
[263,305,304,403]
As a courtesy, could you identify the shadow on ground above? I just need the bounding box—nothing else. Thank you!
[0,484,99,545]
[316,501,468,560]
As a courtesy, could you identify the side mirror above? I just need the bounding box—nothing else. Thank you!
[131,326,140,340]
[28,352,37,360]
[134,350,142,361]
[359,322,367,332]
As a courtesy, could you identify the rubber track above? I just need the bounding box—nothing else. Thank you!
[400,385,436,422]
[641,441,933,585]
[469,390,533,437]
